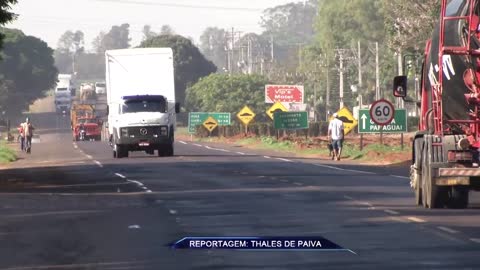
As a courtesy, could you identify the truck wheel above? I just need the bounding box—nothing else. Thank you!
[166,143,174,157]
[114,144,124,159]
[158,148,165,157]
[413,138,423,206]
[448,186,469,209]
[421,137,448,209]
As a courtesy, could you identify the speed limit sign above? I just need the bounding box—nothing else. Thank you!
[370,99,395,125]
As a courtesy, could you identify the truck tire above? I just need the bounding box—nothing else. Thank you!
[422,136,448,209]
[413,138,423,206]
[166,143,174,157]
[448,186,469,209]
[114,144,128,158]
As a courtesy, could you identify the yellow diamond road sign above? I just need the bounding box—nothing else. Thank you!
[329,107,358,135]
[203,116,218,132]
[266,101,288,120]
[237,106,256,125]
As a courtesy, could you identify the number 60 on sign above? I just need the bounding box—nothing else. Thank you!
[369,99,395,126]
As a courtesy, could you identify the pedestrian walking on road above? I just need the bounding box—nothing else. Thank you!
[21,117,34,154]
[328,113,344,161]
[17,124,25,151]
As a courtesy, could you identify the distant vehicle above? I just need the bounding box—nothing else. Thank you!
[73,117,101,141]
[80,83,97,103]
[95,82,106,95]
[105,48,180,158]
[55,74,74,114]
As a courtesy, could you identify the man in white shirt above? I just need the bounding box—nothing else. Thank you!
[328,113,345,161]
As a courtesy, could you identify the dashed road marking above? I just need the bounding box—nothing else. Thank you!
[193,144,203,147]
[470,238,480,244]
[294,182,303,186]
[313,164,376,175]
[115,173,127,179]
[94,160,103,168]
[169,209,178,215]
[127,180,144,187]
[407,217,426,223]
[280,179,289,183]
[236,152,246,155]
[343,195,354,200]
[438,226,459,234]
[218,149,231,153]
[179,141,188,145]
[384,209,400,215]
[276,158,293,162]
[85,154,93,160]
[264,156,271,159]
[390,175,409,180]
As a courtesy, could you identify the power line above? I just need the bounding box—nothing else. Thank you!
[90,0,264,12]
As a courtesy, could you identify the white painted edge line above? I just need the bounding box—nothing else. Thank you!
[85,154,93,160]
[127,180,144,187]
[115,173,127,179]
[438,226,459,234]
[313,164,376,175]
[294,182,303,186]
[407,217,426,223]
[343,195,354,200]
[236,152,246,155]
[264,156,272,159]
[384,209,400,215]
[470,238,480,244]
[390,175,410,180]
[193,144,203,147]
[345,169,377,175]
[276,158,293,162]
[94,160,103,168]
[179,141,188,145]
[146,190,153,193]
[169,209,178,215]
[218,149,231,153]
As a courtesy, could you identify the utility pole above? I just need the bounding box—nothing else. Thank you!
[397,48,404,109]
[375,42,380,101]
[339,53,344,109]
[270,35,274,62]
[326,56,330,121]
[358,41,362,92]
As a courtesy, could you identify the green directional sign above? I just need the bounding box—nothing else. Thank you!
[274,111,308,130]
[188,112,231,133]
[359,109,407,133]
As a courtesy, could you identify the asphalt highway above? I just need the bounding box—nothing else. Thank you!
[0,111,479,270]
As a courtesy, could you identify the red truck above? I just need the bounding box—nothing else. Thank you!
[73,117,102,141]
[394,0,480,209]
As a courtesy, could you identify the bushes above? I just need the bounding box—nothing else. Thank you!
[194,121,330,138]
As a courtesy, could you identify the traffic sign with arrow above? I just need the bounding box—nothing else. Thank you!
[359,109,407,133]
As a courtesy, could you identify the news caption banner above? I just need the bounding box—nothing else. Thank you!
[188,112,231,134]
[170,237,355,253]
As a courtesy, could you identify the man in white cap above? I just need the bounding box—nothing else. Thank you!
[328,113,344,161]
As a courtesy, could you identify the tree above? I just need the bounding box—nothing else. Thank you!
[160,25,174,35]
[139,34,217,106]
[92,23,130,54]
[186,73,269,121]
[199,27,227,71]
[0,28,58,116]
[142,25,156,41]
[57,30,84,54]
[0,0,17,50]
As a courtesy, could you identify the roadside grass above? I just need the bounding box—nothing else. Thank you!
[187,134,410,163]
[0,143,16,163]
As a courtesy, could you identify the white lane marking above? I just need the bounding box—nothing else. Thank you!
[276,158,293,162]
[236,152,246,155]
[280,179,289,183]
[193,144,203,147]
[264,156,272,159]
[127,180,144,187]
[73,145,78,149]
[470,238,480,244]
[408,217,427,223]
[390,175,410,180]
[438,226,459,234]
[179,141,188,145]
[218,149,231,153]
[115,173,127,179]
[294,182,303,186]
[94,160,103,168]
[85,154,93,160]
[313,164,376,175]
[384,209,400,215]
[343,195,354,200]
[128,225,141,229]
[169,209,178,215]
[146,190,153,193]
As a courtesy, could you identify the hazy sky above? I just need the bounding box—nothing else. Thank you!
[7,0,300,51]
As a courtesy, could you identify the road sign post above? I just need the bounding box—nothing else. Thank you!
[273,112,308,130]
[189,112,231,134]
[237,106,256,136]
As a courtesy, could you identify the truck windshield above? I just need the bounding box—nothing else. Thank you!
[122,100,166,113]
[57,88,68,91]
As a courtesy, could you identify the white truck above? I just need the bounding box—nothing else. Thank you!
[55,74,74,114]
[105,48,180,158]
